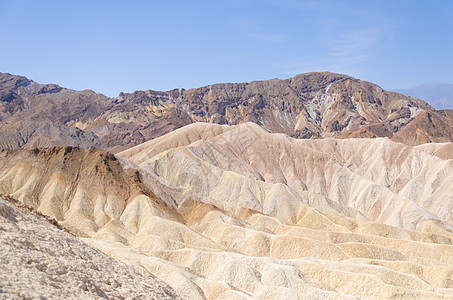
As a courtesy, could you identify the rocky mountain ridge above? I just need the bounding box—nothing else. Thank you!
[1,71,452,152]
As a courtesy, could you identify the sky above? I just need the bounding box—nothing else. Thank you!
[0,0,452,97]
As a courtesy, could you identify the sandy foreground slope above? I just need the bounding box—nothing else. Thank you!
[0,122,453,299]
[0,196,181,299]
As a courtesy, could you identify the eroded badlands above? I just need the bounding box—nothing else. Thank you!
[1,122,453,299]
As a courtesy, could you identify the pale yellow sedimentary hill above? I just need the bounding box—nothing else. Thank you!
[120,122,453,231]
[1,123,453,299]
[415,142,453,160]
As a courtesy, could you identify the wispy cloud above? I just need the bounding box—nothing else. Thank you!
[276,25,388,78]
[230,0,254,6]
[276,55,369,79]
[233,19,285,44]
[328,28,383,58]
[273,1,398,78]
[267,0,334,12]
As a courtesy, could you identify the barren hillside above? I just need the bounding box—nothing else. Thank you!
[0,196,181,299]
[1,123,453,299]
[1,72,452,152]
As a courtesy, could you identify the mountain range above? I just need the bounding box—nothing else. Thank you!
[1,71,453,299]
[396,83,453,110]
[1,71,452,153]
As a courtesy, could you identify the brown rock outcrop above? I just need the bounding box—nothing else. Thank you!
[1,72,452,152]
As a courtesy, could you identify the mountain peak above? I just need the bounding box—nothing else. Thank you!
[0,71,452,152]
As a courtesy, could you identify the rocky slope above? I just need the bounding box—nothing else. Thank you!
[1,72,452,152]
[0,196,181,299]
[1,123,453,299]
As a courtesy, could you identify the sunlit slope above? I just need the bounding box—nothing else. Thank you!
[0,197,181,299]
[0,123,453,299]
[120,122,453,231]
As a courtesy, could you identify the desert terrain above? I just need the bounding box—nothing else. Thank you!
[0,121,452,299]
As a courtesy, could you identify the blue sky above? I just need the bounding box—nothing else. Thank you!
[0,0,452,97]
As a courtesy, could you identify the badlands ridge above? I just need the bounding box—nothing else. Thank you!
[1,122,453,299]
